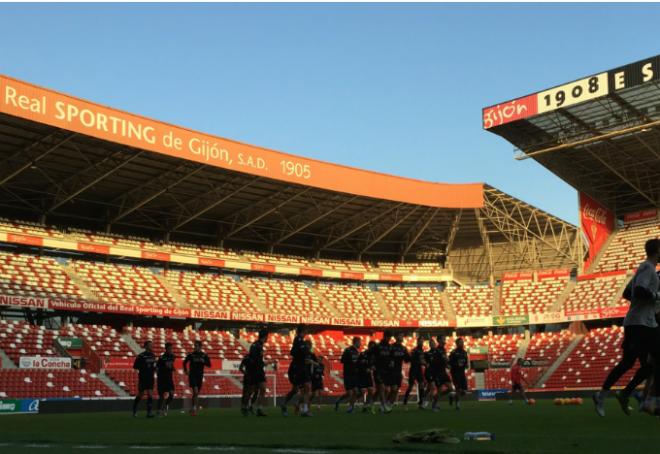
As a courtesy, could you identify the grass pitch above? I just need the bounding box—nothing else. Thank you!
[1,399,659,453]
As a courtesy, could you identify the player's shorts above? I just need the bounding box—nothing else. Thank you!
[373,369,387,386]
[384,371,403,388]
[511,382,523,392]
[343,373,358,391]
[291,363,312,386]
[287,362,297,385]
[408,368,424,385]
[451,371,468,391]
[622,325,658,361]
[157,378,174,395]
[138,375,154,392]
[312,379,324,392]
[189,373,204,390]
[245,368,266,386]
[433,372,452,388]
[358,372,374,389]
[424,368,434,383]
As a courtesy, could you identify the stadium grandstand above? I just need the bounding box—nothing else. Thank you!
[1,54,660,412]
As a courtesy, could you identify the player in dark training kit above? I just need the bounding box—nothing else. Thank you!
[156,342,176,416]
[335,336,361,413]
[281,325,313,417]
[449,337,469,410]
[239,355,259,415]
[132,340,157,418]
[373,331,393,413]
[386,333,410,409]
[183,340,211,416]
[242,329,269,417]
[310,347,325,410]
[403,337,426,408]
[425,335,453,411]
[358,340,377,413]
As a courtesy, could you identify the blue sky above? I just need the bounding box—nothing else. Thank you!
[1,3,659,224]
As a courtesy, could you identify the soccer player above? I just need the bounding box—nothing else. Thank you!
[281,325,313,417]
[448,337,469,410]
[183,340,211,416]
[594,238,660,417]
[358,340,377,413]
[335,336,361,412]
[156,342,176,416]
[508,358,529,405]
[386,332,410,410]
[243,329,269,416]
[426,336,453,411]
[132,340,157,418]
[239,354,260,415]
[310,352,325,410]
[403,337,426,408]
[373,331,393,413]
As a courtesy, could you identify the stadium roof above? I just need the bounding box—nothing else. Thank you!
[483,54,660,215]
[0,75,584,280]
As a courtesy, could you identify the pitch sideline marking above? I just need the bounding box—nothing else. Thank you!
[273,450,330,454]
[194,448,238,451]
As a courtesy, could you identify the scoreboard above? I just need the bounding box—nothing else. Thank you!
[483,55,660,129]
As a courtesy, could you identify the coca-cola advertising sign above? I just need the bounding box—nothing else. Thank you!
[580,193,614,271]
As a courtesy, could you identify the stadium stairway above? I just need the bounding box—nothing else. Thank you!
[0,348,16,368]
[309,286,342,317]
[98,371,128,397]
[372,290,394,319]
[120,332,142,355]
[492,285,502,316]
[515,335,530,361]
[61,262,98,301]
[152,270,188,307]
[550,280,577,312]
[583,229,619,274]
[440,292,457,326]
[235,279,270,313]
[534,334,584,388]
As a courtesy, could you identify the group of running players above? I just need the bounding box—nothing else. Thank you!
[132,339,211,417]
[131,325,475,418]
[131,324,533,418]
[332,331,470,414]
[238,326,470,416]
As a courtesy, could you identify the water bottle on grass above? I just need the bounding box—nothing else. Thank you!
[464,432,495,441]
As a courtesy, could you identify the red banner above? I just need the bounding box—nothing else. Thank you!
[141,250,171,262]
[502,271,533,281]
[7,233,43,247]
[300,268,323,277]
[537,268,570,280]
[77,242,110,255]
[340,271,364,281]
[577,270,627,281]
[251,263,275,273]
[580,193,614,271]
[624,209,657,223]
[198,257,225,267]
[378,273,404,282]
[599,305,629,319]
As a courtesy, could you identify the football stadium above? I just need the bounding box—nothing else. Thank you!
[2,49,660,453]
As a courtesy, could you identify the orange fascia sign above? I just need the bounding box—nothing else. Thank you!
[0,75,483,208]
